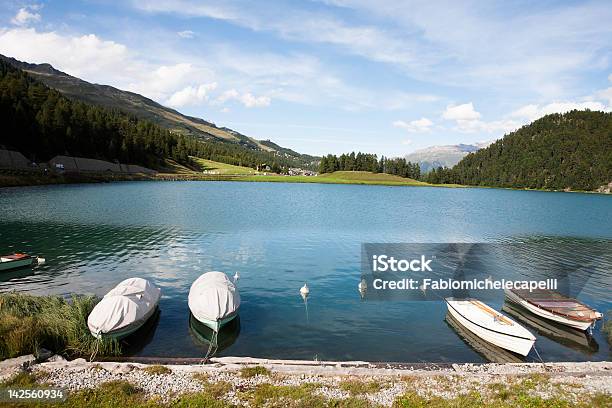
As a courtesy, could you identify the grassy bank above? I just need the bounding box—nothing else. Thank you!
[2,366,610,408]
[238,171,464,188]
[190,157,259,175]
[0,293,119,361]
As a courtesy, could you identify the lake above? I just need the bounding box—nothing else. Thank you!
[0,181,610,363]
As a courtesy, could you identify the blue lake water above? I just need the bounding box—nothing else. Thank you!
[0,181,610,362]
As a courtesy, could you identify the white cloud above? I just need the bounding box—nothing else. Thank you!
[177,30,195,38]
[401,139,413,145]
[215,89,271,108]
[442,103,481,121]
[166,82,217,107]
[11,7,41,26]
[127,63,209,101]
[393,117,433,133]
[594,88,612,106]
[511,101,609,122]
[133,0,612,99]
[441,102,520,134]
[0,28,133,85]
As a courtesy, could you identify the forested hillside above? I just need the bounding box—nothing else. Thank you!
[0,59,315,171]
[451,111,612,190]
[0,54,317,166]
[319,152,421,179]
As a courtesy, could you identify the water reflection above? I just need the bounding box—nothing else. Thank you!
[502,302,598,355]
[0,265,36,282]
[122,309,162,356]
[189,314,241,354]
[445,312,524,363]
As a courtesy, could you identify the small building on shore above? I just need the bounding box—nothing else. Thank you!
[48,155,157,175]
[0,149,32,169]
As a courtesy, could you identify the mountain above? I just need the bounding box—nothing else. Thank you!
[451,110,612,191]
[405,142,490,173]
[0,58,315,171]
[0,54,316,165]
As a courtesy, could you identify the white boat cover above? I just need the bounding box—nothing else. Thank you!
[88,277,161,336]
[188,272,240,323]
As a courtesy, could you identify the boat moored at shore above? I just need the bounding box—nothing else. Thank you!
[87,278,161,339]
[0,253,44,272]
[445,297,536,356]
[504,289,602,331]
[188,271,240,332]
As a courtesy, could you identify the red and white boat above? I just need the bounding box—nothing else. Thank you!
[505,289,602,331]
[0,253,43,272]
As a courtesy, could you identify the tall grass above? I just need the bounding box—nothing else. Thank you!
[603,311,612,345]
[0,292,121,361]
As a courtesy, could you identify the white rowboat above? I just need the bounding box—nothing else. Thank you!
[445,297,535,356]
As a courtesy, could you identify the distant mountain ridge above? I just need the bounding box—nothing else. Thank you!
[405,142,490,172]
[0,54,315,164]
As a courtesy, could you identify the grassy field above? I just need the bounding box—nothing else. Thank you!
[237,171,464,188]
[189,157,258,175]
[1,164,466,189]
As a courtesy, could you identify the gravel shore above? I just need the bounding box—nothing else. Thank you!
[1,356,611,406]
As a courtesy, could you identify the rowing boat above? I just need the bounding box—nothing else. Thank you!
[502,302,598,353]
[0,253,35,271]
[504,289,602,331]
[445,312,523,363]
[87,278,161,339]
[445,297,535,356]
[188,271,240,332]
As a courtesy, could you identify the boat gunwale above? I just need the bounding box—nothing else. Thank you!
[507,289,596,323]
[445,299,535,342]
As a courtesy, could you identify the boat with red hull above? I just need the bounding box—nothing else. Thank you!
[505,289,602,331]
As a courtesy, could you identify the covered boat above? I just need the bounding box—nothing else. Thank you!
[445,298,535,356]
[1,253,36,271]
[505,289,602,331]
[188,271,240,332]
[88,278,161,339]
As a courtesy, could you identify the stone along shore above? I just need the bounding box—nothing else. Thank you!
[1,355,611,407]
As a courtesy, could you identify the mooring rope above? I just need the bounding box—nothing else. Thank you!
[532,345,548,371]
[202,329,219,363]
[89,338,101,362]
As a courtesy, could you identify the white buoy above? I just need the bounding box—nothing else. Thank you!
[300,283,309,297]
[358,279,367,292]
[233,271,240,283]
[36,257,46,265]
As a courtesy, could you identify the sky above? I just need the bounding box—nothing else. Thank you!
[1,0,611,157]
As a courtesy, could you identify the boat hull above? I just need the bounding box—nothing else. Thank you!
[91,305,159,340]
[445,312,523,363]
[504,289,593,331]
[191,313,238,332]
[446,300,535,356]
[0,257,34,271]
